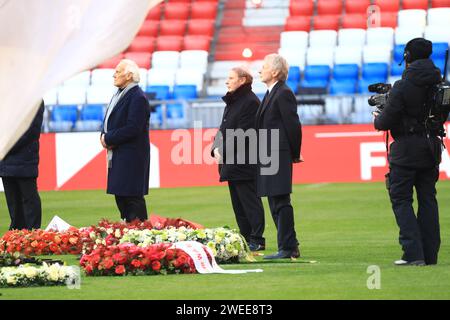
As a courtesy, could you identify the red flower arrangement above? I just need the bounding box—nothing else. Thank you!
[80,243,199,276]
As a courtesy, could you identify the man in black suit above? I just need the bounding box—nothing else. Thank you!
[212,66,265,251]
[257,53,302,259]
[101,59,150,222]
[0,101,44,230]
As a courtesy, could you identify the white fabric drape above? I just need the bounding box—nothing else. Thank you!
[0,0,162,159]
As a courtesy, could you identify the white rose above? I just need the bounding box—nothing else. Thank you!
[106,228,113,235]
[6,275,17,285]
[24,267,38,279]
[115,229,121,238]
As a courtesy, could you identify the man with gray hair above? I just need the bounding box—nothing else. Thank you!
[100,59,151,222]
[257,53,302,259]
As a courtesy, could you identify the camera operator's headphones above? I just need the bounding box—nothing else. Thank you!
[398,49,411,66]
[398,38,432,66]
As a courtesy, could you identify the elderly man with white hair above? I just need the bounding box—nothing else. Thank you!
[100,59,151,222]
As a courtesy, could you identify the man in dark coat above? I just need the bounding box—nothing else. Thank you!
[257,54,302,259]
[374,38,445,266]
[0,101,44,230]
[212,66,265,251]
[101,59,150,222]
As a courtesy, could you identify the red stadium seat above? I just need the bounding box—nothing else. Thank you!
[378,12,398,28]
[345,0,371,13]
[317,0,343,15]
[313,15,340,30]
[168,0,192,3]
[373,0,400,12]
[137,20,159,37]
[159,19,187,36]
[342,14,368,29]
[156,36,184,51]
[432,0,450,7]
[191,2,218,19]
[402,0,429,10]
[285,16,312,31]
[164,3,190,20]
[98,54,124,69]
[127,36,155,53]
[183,35,211,51]
[187,19,215,37]
[146,4,162,20]
[124,52,152,69]
[290,0,314,16]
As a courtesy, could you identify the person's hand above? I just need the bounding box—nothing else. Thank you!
[372,111,380,121]
[293,154,304,163]
[100,134,107,149]
[213,148,221,163]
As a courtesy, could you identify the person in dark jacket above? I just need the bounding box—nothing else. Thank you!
[101,59,150,222]
[0,101,44,230]
[257,54,302,260]
[374,38,445,266]
[212,67,266,251]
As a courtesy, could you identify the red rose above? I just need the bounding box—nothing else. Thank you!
[49,243,59,253]
[30,240,38,248]
[85,265,93,274]
[115,265,126,275]
[131,259,141,268]
[103,258,114,269]
[151,261,161,272]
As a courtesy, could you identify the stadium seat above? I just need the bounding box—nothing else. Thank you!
[81,104,104,121]
[427,7,450,26]
[313,15,340,30]
[366,27,394,48]
[402,0,429,10]
[393,44,406,62]
[63,71,91,87]
[159,19,187,36]
[187,19,215,37]
[286,80,299,93]
[432,0,450,7]
[317,0,343,15]
[280,31,309,51]
[51,105,78,124]
[164,2,190,20]
[304,65,331,83]
[127,36,155,53]
[309,30,337,47]
[289,0,314,16]
[91,69,115,86]
[337,28,366,47]
[98,54,124,69]
[333,64,359,80]
[362,63,388,81]
[345,0,371,14]
[424,26,450,43]
[167,103,185,119]
[139,68,148,89]
[124,52,152,69]
[334,46,363,66]
[285,16,312,31]
[288,66,301,82]
[152,51,180,70]
[180,50,208,73]
[137,20,159,37]
[373,0,400,12]
[156,36,183,51]
[176,69,204,91]
[173,84,198,99]
[431,42,449,60]
[433,58,446,75]
[363,45,391,64]
[57,86,86,105]
[148,69,176,87]
[300,78,329,89]
[191,2,218,19]
[146,85,171,100]
[146,4,162,20]
[329,79,357,95]
[183,35,211,51]
[306,47,334,66]
[377,12,398,28]
[390,61,405,76]
[341,14,367,29]
[278,47,307,70]
[394,27,425,44]
[397,9,427,28]
[86,86,116,104]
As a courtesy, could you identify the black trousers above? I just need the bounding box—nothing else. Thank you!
[115,195,148,222]
[2,177,42,230]
[388,164,440,264]
[268,194,298,251]
[228,180,265,246]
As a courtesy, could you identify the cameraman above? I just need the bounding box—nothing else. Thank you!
[373,38,444,266]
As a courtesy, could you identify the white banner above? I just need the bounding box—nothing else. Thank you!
[0,0,162,160]
[171,241,263,274]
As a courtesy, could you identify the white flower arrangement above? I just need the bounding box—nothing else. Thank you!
[120,227,251,263]
[0,263,79,288]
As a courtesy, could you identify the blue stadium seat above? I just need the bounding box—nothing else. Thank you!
[393,44,406,63]
[390,62,405,76]
[333,64,359,81]
[304,65,330,81]
[173,85,198,99]
[329,79,357,95]
[81,104,104,121]
[288,66,301,82]
[431,42,448,60]
[300,79,329,89]
[286,80,299,93]
[362,63,388,82]
[52,105,78,123]
[433,58,446,75]
[146,85,171,100]
[167,103,184,119]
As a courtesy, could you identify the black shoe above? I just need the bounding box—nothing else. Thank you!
[263,247,300,260]
[394,259,426,266]
[249,243,265,252]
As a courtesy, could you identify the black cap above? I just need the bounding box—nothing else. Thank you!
[404,38,433,63]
